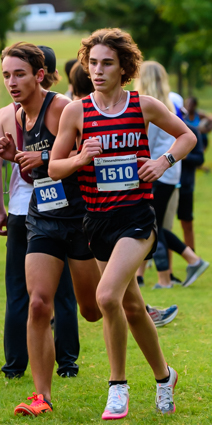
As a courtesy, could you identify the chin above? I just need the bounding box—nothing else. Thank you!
[94,86,106,93]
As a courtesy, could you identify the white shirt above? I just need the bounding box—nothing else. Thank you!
[8,163,33,216]
[148,122,181,185]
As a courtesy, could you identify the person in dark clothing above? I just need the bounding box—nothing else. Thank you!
[184,97,212,151]
[178,124,204,250]
[0,46,80,380]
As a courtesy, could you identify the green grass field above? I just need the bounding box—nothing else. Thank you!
[0,31,212,424]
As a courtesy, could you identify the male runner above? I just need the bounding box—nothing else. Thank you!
[0,46,80,380]
[1,42,101,416]
[0,44,179,418]
[49,28,197,419]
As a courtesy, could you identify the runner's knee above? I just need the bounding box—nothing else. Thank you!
[96,288,120,314]
[29,295,52,323]
[79,303,102,322]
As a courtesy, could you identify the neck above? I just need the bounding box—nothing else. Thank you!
[21,88,47,119]
[94,89,125,111]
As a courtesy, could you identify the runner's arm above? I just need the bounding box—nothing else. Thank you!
[0,158,7,236]
[138,96,197,182]
[49,101,102,180]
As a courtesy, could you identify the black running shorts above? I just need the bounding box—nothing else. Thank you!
[83,201,158,262]
[26,214,93,261]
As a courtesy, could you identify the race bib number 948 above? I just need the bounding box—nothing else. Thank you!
[94,154,139,191]
[34,177,69,212]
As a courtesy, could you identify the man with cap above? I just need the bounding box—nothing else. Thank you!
[0,45,80,382]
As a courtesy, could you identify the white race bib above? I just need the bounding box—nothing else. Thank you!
[34,177,69,212]
[94,154,139,191]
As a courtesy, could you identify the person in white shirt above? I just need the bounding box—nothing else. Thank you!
[135,61,209,288]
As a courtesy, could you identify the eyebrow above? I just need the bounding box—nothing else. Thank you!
[3,68,26,74]
[89,57,114,61]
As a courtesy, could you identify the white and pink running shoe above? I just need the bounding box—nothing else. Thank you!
[102,384,129,420]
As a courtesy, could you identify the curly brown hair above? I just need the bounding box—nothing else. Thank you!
[78,28,142,86]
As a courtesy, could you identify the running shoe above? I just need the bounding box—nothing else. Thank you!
[102,384,129,420]
[152,283,173,289]
[170,273,182,284]
[182,259,209,287]
[14,393,53,416]
[4,372,24,379]
[156,366,178,414]
[57,362,79,377]
[137,276,145,287]
[146,304,178,327]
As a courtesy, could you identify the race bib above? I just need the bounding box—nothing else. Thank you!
[94,154,139,191]
[34,177,69,212]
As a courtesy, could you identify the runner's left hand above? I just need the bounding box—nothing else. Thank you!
[138,157,168,182]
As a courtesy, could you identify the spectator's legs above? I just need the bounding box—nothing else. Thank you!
[1,214,28,377]
[181,220,195,251]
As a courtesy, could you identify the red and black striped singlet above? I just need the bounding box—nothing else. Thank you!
[78,91,153,212]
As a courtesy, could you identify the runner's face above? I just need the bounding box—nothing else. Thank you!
[2,56,40,103]
[89,44,124,93]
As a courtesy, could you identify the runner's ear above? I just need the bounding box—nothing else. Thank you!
[36,68,45,84]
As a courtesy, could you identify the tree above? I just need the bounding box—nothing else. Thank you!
[70,0,177,67]
[152,0,212,93]
[0,0,22,51]
[69,0,212,94]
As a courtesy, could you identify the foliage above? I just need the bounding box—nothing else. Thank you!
[152,0,212,92]
[0,0,23,51]
[69,0,177,68]
[68,0,212,94]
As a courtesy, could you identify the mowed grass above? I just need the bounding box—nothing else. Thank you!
[0,31,212,424]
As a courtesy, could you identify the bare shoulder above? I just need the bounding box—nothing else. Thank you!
[45,93,70,134]
[0,103,17,137]
[60,98,83,121]
[0,103,14,121]
[46,95,83,135]
[139,94,172,127]
[50,92,72,114]
[58,100,83,132]
[139,95,163,114]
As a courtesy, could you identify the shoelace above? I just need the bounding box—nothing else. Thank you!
[107,385,129,409]
[156,384,173,409]
[27,393,43,405]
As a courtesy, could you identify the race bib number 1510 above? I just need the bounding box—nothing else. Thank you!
[94,154,139,191]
